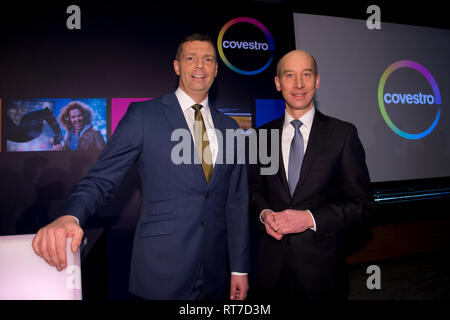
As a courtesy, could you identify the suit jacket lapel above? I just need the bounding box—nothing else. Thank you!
[161,92,207,185]
[262,115,291,199]
[293,110,329,195]
[274,116,291,198]
[161,92,190,131]
[208,105,226,188]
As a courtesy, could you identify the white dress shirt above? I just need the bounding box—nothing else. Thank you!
[260,107,317,232]
[175,88,218,167]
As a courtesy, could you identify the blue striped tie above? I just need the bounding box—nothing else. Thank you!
[288,120,304,196]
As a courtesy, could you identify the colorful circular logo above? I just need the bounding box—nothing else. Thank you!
[217,17,275,75]
[378,60,441,139]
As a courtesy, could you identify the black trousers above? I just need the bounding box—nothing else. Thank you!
[262,242,308,300]
[260,241,348,301]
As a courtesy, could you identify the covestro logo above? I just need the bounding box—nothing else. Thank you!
[378,60,442,140]
[217,17,274,75]
[222,40,269,51]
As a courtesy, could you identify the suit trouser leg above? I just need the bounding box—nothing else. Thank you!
[186,264,225,300]
[263,241,307,300]
[187,263,206,300]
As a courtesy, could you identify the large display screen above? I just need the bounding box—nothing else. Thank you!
[294,13,450,183]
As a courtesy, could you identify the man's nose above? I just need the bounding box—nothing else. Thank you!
[294,75,303,88]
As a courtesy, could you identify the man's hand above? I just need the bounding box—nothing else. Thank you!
[230,274,249,300]
[273,209,314,235]
[261,210,283,240]
[32,215,84,272]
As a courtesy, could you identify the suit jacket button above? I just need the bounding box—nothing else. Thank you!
[205,193,210,199]
[201,221,205,226]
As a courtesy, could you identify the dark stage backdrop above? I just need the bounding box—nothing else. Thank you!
[1,1,449,299]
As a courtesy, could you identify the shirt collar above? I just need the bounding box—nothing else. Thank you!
[283,106,316,130]
[175,87,209,112]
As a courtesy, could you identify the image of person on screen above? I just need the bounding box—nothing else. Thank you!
[53,101,106,151]
[32,34,249,300]
[249,50,376,300]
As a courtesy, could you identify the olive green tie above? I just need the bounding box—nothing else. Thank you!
[192,104,213,183]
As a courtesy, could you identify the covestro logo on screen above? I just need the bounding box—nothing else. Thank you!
[217,17,274,75]
[378,60,442,140]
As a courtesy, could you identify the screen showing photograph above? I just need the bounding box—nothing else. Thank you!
[6,98,107,152]
[219,108,252,130]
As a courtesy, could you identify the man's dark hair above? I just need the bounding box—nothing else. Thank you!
[175,33,217,61]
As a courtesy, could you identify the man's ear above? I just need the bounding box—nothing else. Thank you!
[274,76,281,92]
[174,59,180,76]
[315,74,320,89]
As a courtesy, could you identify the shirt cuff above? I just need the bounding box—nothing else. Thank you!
[231,272,248,275]
[306,210,317,232]
[259,209,273,224]
[70,215,80,225]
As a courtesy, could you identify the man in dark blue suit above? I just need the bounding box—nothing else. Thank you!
[32,34,249,300]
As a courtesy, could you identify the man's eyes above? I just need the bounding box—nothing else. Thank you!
[184,56,215,63]
[285,72,312,78]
